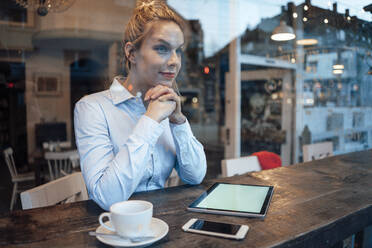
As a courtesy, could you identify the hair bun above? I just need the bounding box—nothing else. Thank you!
[136,0,156,9]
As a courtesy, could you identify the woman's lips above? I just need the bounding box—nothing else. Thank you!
[159,72,175,79]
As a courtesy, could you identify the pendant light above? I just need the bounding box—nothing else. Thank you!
[271,21,296,41]
[296,39,318,46]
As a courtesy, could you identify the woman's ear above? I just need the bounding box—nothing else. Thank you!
[124,42,136,65]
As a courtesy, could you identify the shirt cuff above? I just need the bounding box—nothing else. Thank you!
[132,115,165,146]
[170,119,194,143]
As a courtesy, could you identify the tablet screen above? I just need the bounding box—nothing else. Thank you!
[188,183,274,216]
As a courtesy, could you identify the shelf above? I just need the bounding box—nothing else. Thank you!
[312,126,372,140]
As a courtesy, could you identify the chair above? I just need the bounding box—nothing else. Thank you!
[44,150,79,180]
[69,152,80,170]
[3,147,35,211]
[302,142,333,162]
[221,156,261,177]
[42,141,72,152]
[20,172,88,210]
[252,151,282,170]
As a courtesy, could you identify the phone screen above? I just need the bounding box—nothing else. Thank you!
[189,219,241,235]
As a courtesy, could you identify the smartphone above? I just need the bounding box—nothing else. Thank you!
[182,218,249,240]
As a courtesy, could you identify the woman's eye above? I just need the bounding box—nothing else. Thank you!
[154,45,168,53]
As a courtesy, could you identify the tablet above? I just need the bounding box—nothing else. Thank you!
[187,183,274,218]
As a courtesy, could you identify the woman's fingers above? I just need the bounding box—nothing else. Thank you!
[144,85,175,101]
[144,88,153,101]
[150,86,173,100]
[145,85,183,123]
[158,93,177,102]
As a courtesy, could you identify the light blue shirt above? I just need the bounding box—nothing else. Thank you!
[74,77,207,210]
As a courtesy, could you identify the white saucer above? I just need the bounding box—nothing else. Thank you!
[95,217,169,247]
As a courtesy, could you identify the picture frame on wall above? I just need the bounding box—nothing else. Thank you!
[34,73,62,96]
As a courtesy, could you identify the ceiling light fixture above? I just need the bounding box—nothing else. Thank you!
[333,69,343,74]
[332,64,344,70]
[14,0,75,16]
[296,39,318,46]
[333,50,344,75]
[271,21,296,41]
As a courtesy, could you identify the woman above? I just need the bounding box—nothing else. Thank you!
[74,1,207,210]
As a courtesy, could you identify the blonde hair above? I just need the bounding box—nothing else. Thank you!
[123,0,186,72]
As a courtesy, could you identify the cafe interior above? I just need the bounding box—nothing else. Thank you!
[0,0,371,247]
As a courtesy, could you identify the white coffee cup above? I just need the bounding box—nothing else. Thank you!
[99,200,153,238]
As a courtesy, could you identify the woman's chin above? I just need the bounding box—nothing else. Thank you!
[156,80,174,88]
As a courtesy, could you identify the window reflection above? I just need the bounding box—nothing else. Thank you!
[0,0,371,170]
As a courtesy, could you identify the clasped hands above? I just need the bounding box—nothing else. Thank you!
[144,84,186,124]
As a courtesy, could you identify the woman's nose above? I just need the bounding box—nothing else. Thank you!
[167,50,180,67]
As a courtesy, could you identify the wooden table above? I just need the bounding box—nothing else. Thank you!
[1,150,372,247]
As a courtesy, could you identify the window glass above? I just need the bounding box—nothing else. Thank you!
[1,0,371,173]
[170,0,372,164]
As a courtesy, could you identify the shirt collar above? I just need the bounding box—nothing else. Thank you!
[109,76,134,105]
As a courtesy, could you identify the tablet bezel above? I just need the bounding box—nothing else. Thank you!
[187,182,274,218]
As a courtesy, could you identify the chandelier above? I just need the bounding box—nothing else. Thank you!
[14,0,75,16]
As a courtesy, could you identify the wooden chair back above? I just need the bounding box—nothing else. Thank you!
[303,142,333,162]
[44,150,78,180]
[221,156,261,177]
[68,152,80,169]
[43,141,72,151]
[20,172,88,210]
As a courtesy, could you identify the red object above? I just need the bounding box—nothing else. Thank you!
[7,82,14,88]
[203,66,210,74]
[252,151,282,170]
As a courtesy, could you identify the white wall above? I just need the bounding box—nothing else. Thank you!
[25,47,70,161]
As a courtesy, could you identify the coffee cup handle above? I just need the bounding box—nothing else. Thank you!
[99,212,116,232]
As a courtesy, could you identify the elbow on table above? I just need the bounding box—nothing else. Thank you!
[94,197,111,211]
[186,166,206,185]
[193,158,207,184]
[198,157,208,184]
[89,189,109,211]
[89,183,130,211]
[191,174,205,185]
[198,167,207,184]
